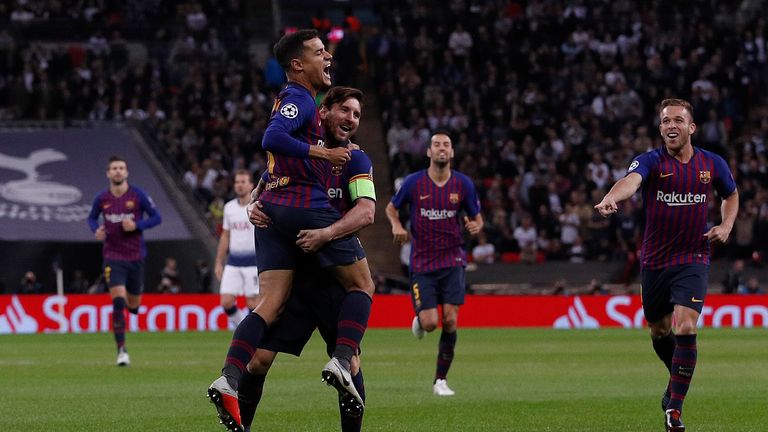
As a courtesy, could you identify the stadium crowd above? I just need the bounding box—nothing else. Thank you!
[369,0,768,273]
[1,0,767,284]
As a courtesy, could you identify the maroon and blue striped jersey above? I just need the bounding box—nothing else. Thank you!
[262,149,375,214]
[391,170,481,273]
[259,82,331,209]
[87,186,162,261]
[627,146,736,270]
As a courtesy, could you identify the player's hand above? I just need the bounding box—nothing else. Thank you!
[464,216,481,235]
[214,262,224,281]
[392,225,409,246]
[704,224,731,244]
[326,147,351,165]
[94,226,106,241]
[247,200,271,228]
[296,227,332,252]
[346,141,360,151]
[594,197,618,217]
[122,218,137,232]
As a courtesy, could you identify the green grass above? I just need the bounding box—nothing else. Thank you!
[0,328,766,431]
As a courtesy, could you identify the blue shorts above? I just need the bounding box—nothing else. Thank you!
[259,256,345,357]
[641,264,709,323]
[103,259,145,295]
[410,266,466,313]
[255,202,366,272]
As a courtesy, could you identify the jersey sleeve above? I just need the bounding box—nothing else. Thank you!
[87,193,103,232]
[459,174,481,217]
[390,173,416,209]
[135,188,162,231]
[221,202,232,231]
[625,151,655,182]
[262,91,313,158]
[711,153,737,197]
[347,150,376,202]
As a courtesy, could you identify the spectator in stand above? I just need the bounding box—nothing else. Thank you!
[722,259,746,294]
[471,231,496,264]
[19,271,42,294]
[158,257,182,294]
[739,277,763,295]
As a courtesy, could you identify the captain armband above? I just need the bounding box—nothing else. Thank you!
[348,175,376,202]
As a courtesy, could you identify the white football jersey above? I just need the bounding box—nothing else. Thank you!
[222,198,256,266]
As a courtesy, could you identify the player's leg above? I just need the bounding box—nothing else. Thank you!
[411,270,440,337]
[321,258,373,410]
[433,267,464,396]
[220,265,243,329]
[125,259,144,315]
[104,261,130,366]
[340,354,365,432]
[208,269,293,431]
[665,265,706,432]
[641,267,676,411]
[243,266,260,319]
[433,303,459,396]
[237,349,277,432]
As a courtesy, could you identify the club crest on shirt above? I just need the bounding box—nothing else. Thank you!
[449,193,460,204]
[280,103,299,119]
[125,200,135,210]
[331,165,343,176]
[699,170,711,184]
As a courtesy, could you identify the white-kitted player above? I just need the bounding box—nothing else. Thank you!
[215,169,260,329]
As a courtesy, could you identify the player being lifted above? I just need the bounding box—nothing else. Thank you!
[87,155,162,366]
[215,170,260,329]
[239,86,373,432]
[207,30,375,431]
[385,132,483,396]
[595,98,738,432]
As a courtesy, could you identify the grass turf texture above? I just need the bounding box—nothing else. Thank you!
[0,328,765,431]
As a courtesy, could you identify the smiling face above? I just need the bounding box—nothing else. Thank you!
[659,105,696,153]
[321,96,362,144]
[107,160,128,186]
[295,37,333,90]
[427,133,454,168]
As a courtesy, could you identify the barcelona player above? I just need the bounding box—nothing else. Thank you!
[595,98,738,431]
[87,155,162,366]
[385,132,484,396]
[207,31,374,431]
[238,86,373,432]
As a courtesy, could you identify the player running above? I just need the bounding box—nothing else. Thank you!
[385,132,484,396]
[87,155,162,366]
[595,98,738,432]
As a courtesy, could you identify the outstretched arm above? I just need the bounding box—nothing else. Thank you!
[594,173,643,217]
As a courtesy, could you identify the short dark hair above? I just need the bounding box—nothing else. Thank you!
[659,98,694,122]
[107,155,126,168]
[273,29,320,71]
[233,169,253,181]
[321,87,364,110]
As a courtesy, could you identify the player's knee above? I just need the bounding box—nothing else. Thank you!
[648,325,670,339]
[674,320,697,336]
[442,316,458,331]
[420,318,438,332]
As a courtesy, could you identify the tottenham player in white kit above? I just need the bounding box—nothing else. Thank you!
[215,170,260,329]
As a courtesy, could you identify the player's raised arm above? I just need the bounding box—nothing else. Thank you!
[594,172,642,217]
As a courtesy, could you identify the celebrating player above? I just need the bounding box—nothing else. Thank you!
[207,30,375,431]
[385,132,484,396]
[87,155,162,366]
[238,86,373,432]
[215,170,260,329]
[595,98,738,432]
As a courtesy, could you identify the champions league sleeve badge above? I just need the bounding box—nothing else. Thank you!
[280,103,299,119]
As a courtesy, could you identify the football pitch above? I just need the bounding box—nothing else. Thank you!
[0,328,765,431]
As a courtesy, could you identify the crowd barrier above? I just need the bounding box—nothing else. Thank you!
[1,293,767,334]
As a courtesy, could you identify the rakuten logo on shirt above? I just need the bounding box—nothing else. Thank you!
[420,208,456,220]
[656,191,707,207]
